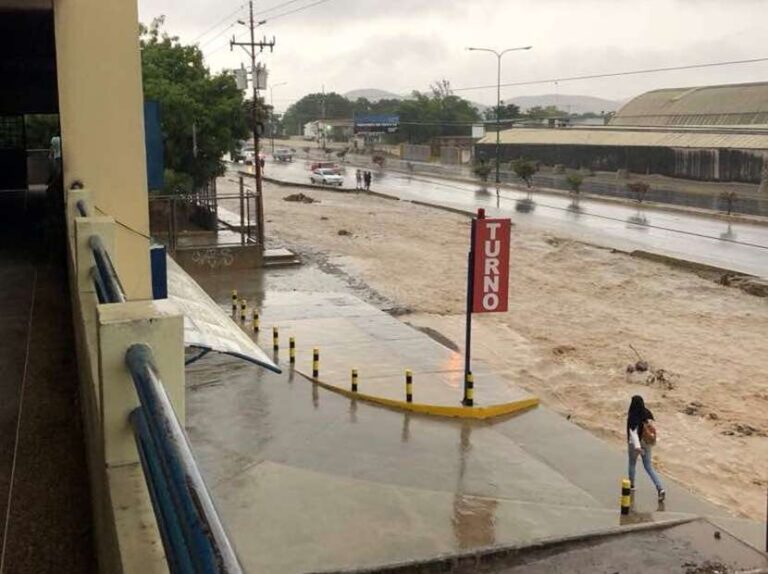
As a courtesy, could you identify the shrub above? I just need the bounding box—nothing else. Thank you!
[473,163,492,182]
[566,174,583,195]
[511,158,536,188]
[627,181,650,203]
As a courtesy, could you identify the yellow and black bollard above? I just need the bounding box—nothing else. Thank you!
[252,310,260,333]
[240,299,247,322]
[620,479,632,515]
[351,369,358,392]
[312,348,320,379]
[272,326,279,352]
[289,337,296,365]
[464,371,474,407]
[231,290,238,314]
[405,369,413,403]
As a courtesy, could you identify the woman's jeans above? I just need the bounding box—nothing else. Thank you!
[628,444,664,491]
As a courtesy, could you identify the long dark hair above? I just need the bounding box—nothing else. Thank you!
[627,395,649,436]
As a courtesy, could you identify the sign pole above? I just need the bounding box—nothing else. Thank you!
[463,208,485,406]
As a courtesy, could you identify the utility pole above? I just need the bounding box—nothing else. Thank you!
[231,0,275,244]
[270,81,287,153]
[467,46,532,187]
[320,84,326,150]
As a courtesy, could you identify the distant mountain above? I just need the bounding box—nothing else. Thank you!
[344,89,404,102]
[505,94,622,115]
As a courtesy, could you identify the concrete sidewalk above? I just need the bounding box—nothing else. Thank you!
[242,290,538,418]
[187,263,765,573]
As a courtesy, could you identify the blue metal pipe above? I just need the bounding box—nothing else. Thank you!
[91,266,108,305]
[125,343,242,574]
[89,235,126,304]
[76,199,89,217]
[131,408,197,574]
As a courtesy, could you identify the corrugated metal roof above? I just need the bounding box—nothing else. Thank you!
[611,82,768,127]
[479,127,768,150]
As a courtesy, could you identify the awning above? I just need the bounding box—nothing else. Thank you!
[166,256,280,373]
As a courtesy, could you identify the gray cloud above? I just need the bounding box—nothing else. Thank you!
[139,0,768,110]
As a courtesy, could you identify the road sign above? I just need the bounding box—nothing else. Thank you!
[472,218,511,313]
[463,209,511,406]
[354,114,399,134]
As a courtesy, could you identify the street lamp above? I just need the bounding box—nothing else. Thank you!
[467,46,532,186]
[270,81,287,153]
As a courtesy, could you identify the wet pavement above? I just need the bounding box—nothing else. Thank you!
[233,290,533,411]
[254,160,768,278]
[186,263,766,573]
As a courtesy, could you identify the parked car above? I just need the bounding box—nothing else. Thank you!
[273,148,294,162]
[310,161,341,174]
[310,168,344,186]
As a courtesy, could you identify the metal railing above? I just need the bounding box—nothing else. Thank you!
[126,344,242,574]
[90,235,126,304]
[73,196,241,572]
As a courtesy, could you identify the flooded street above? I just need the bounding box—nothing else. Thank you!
[256,160,768,278]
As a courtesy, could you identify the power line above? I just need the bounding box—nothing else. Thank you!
[190,3,246,44]
[452,56,768,92]
[199,22,239,49]
[254,0,307,16]
[264,0,333,22]
[204,0,334,55]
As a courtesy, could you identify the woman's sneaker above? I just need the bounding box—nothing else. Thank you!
[657,489,666,502]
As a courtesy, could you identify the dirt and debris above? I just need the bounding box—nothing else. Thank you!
[722,423,767,437]
[682,401,705,416]
[719,272,768,297]
[283,193,318,204]
[259,178,768,520]
[552,345,576,356]
[683,561,732,574]
[337,229,352,236]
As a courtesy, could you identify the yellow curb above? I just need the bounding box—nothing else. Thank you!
[296,371,539,420]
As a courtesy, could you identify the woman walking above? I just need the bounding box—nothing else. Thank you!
[627,395,666,501]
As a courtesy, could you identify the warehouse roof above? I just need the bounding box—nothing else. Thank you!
[479,126,768,150]
[611,82,768,127]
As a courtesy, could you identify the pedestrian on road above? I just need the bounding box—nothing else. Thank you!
[364,170,371,191]
[627,395,665,501]
[355,169,362,190]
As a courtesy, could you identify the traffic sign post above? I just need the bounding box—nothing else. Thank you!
[463,209,511,406]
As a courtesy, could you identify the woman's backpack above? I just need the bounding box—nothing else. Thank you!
[641,420,657,446]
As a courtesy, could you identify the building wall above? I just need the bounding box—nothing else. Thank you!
[54,0,151,299]
[476,143,765,183]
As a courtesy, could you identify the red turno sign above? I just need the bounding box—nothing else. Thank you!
[472,218,511,313]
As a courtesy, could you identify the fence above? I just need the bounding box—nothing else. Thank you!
[66,190,242,573]
[149,178,264,252]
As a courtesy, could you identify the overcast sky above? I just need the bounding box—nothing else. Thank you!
[138,0,768,112]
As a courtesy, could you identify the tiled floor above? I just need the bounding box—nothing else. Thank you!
[0,193,94,573]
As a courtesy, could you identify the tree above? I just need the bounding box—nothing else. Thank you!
[140,17,247,192]
[242,97,273,136]
[473,162,492,182]
[566,174,583,195]
[719,190,738,216]
[483,102,521,122]
[627,181,650,204]
[511,158,536,188]
[281,92,354,136]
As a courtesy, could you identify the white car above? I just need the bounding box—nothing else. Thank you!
[310,168,344,186]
